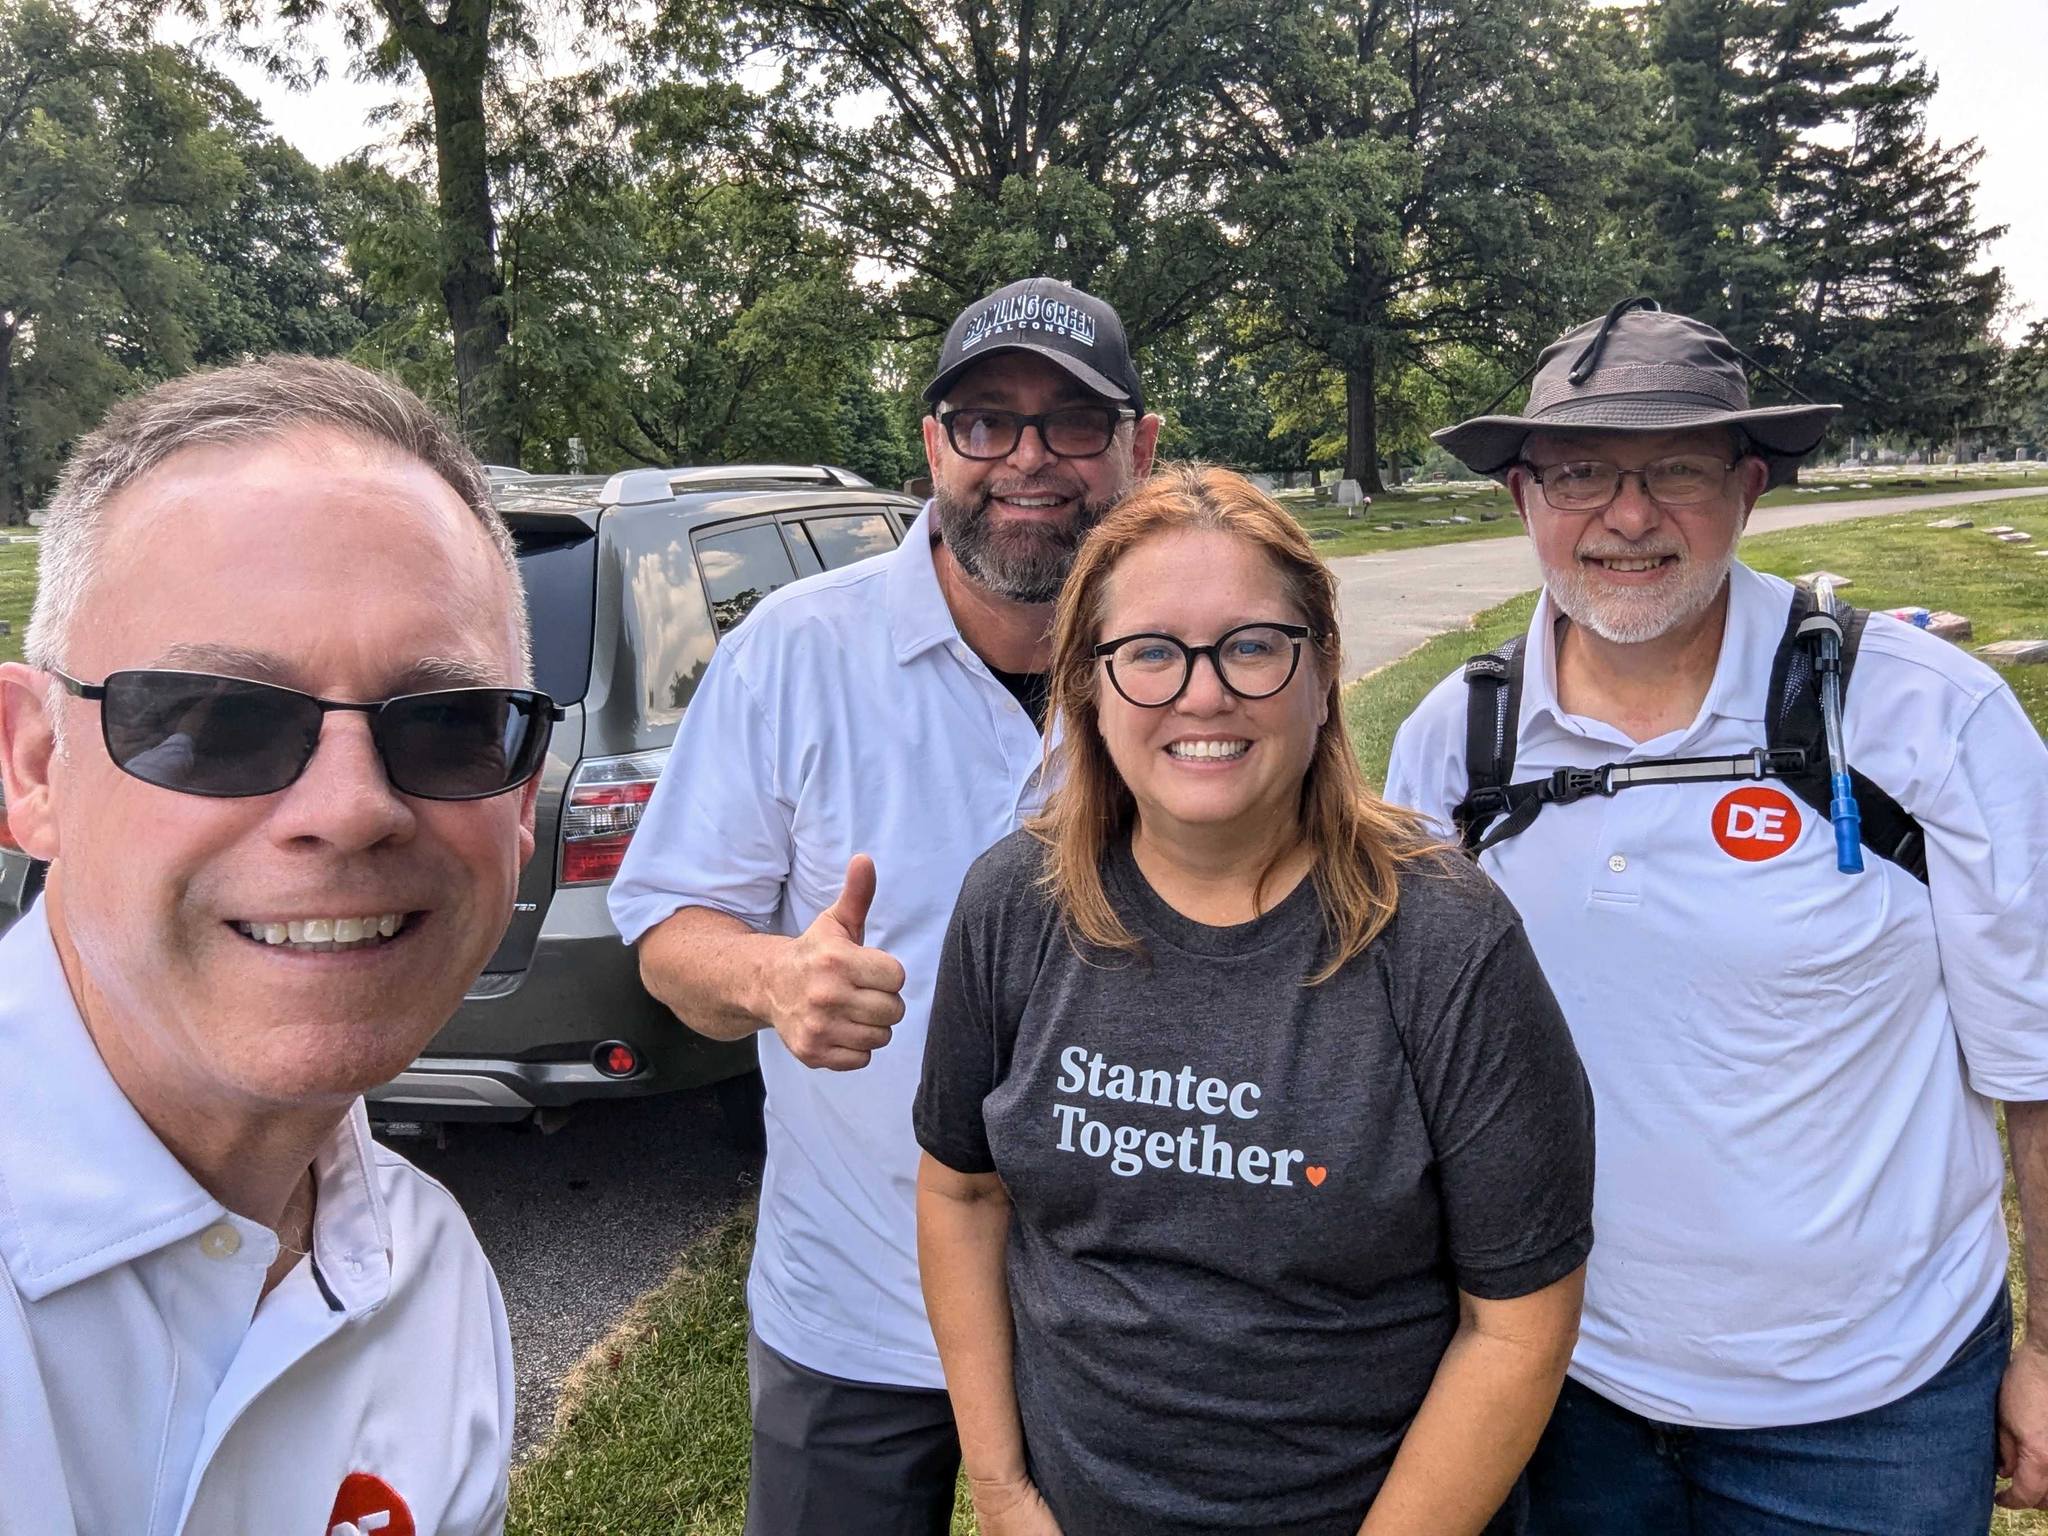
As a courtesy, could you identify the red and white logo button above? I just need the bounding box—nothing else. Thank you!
[327,1473,414,1536]
[1712,786,1803,862]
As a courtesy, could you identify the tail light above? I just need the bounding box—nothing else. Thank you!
[560,749,668,885]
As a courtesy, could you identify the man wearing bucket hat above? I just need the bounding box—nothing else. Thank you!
[611,278,1158,1534]
[1385,297,2048,1532]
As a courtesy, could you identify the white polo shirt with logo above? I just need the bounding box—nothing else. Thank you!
[0,902,515,1536]
[1384,559,2048,1429]
[609,510,1048,1388]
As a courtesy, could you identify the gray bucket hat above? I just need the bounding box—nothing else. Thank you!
[1435,298,1840,491]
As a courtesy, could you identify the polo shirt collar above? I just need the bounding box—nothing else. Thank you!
[1522,558,1782,746]
[886,505,970,664]
[0,902,393,1309]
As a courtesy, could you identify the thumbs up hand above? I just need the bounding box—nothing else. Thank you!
[766,854,908,1071]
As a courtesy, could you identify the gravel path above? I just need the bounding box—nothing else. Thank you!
[399,1084,762,1457]
[1331,485,2048,681]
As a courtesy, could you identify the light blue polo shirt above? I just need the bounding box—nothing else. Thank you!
[610,510,1048,1387]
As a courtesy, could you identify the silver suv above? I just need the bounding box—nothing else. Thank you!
[0,465,919,1128]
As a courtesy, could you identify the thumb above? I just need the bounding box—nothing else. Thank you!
[824,854,877,944]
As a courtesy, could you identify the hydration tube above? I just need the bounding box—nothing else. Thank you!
[1810,577,1864,874]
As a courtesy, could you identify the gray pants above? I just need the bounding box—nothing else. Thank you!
[744,1329,961,1536]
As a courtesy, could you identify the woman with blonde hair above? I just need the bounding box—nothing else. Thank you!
[914,464,1594,1536]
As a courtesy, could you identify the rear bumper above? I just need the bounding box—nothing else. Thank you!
[367,885,755,1117]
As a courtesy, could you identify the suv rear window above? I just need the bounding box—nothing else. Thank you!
[799,512,896,568]
[696,521,801,635]
[513,525,598,704]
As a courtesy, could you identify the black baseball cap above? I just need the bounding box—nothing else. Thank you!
[923,277,1145,415]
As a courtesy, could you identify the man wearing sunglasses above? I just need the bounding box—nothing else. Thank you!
[610,277,1160,1534]
[0,357,546,1535]
[1384,301,2048,1532]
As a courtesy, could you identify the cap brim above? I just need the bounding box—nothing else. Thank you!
[1434,400,1841,490]
[923,341,1132,408]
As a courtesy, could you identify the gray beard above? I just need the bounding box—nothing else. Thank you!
[1540,540,1737,644]
[933,486,1119,604]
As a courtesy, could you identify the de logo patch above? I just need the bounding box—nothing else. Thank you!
[327,1473,414,1536]
[1712,786,1803,862]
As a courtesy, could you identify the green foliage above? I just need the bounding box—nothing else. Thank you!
[0,0,355,521]
[1636,0,2004,443]
[1212,0,1655,489]
[734,0,1244,366]
[482,73,885,472]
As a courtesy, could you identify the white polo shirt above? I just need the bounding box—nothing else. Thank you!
[1385,560,2048,1429]
[610,511,1047,1388]
[0,902,514,1536]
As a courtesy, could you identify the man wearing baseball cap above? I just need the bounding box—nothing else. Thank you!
[611,276,1159,1534]
[1384,297,2048,1531]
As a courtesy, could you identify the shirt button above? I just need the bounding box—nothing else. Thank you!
[199,1223,242,1260]
[1607,854,1628,874]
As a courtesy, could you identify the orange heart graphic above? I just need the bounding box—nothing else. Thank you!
[1305,1165,1327,1187]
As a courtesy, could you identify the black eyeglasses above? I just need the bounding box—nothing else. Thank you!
[1093,623,1318,708]
[1520,454,1742,511]
[936,406,1136,461]
[51,669,562,801]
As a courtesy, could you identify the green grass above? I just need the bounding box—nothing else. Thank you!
[506,1211,978,1536]
[0,540,35,664]
[1285,466,2048,559]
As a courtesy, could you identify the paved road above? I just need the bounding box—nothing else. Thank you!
[400,1084,763,1458]
[1332,485,2048,681]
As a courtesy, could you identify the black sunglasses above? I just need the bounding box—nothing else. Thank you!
[936,405,1137,461]
[51,669,562,801]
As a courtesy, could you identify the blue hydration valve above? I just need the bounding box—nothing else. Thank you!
[1830,771,1864,874]
[1812,578,1864,874]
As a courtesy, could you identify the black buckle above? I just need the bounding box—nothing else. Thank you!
[1462,785,1511,819]
[1544,766,1612,804]
[1757,747,1807,776]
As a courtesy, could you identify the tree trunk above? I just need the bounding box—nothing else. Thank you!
[424,47,515,464]
[1345,351,1385,495]
[0,321,19,526]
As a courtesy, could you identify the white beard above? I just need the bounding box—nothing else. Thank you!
[1539,537,1738,644]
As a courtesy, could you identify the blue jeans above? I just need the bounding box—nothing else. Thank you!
[1527,1287,2009,1536]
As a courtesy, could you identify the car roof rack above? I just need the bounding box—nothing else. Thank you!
[598,464,874,506]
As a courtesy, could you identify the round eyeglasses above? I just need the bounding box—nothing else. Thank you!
[1093,623,1318,708]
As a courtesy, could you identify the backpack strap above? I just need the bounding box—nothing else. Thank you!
[1451,635,1527,855]
[1766,589,1929,883]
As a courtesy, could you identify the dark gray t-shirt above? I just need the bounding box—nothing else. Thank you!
[914,831,1594,1536]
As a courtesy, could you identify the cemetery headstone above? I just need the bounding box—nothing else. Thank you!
[1795,571,1854,590]
[1925,518,1973,530]
[1334,478,1365,506]
[1996,532,2033,544]
[1977,640,2048,665]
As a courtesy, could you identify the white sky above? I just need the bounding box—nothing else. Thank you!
[182,1,2045,337]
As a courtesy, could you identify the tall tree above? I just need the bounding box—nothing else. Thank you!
[1638,0,2004,439]
[201,0,676,460]
[1209,0,1649,490]
[735,0,1242,361]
